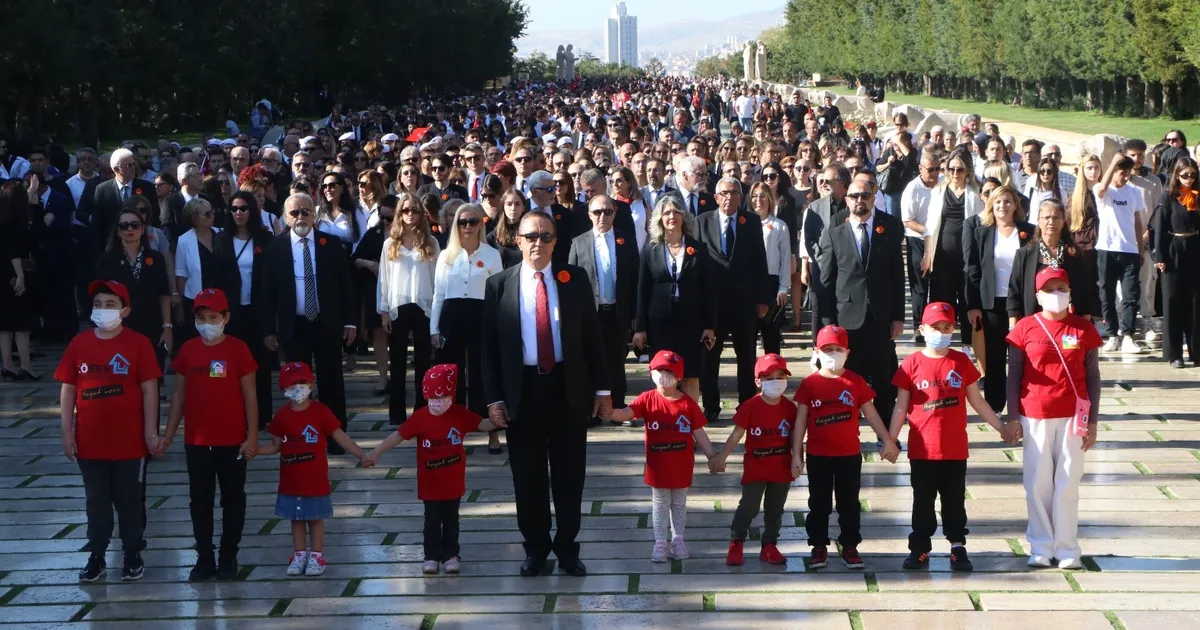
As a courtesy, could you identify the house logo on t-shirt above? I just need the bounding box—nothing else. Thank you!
[108,354,130,376]
[945,370,962,389]
[1063,334,1079,350]
[447,427,463,446]
[777,419,790,437]
[301,425,319,444]
[675,415,691,433]
[838,390,854,407]
[209,361,227,378]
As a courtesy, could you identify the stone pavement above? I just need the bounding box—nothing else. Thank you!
[1,329,1199,630]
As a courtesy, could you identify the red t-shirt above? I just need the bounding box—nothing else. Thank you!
[892,350,981,460]
[399,404,482,501]
[628,389,707,489]
[267,402,342,497]
[54,328,162,460]
[1006,313,1102,419]
[173,336,258,446]
[793,370,875,457]
[733,394,799,484]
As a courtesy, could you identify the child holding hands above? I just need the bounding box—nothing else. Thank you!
[609,350,717,563]
[791,326,899,570]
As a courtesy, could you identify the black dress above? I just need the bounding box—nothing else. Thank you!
[0,220,36,332]
[94,246,170,342]
[350,225,387,329]
[929,189,967,331]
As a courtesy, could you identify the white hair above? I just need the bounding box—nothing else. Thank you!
[261,147,282,161]
[680,155,707,176]
[110,148,135,170]
[177,162,200,182]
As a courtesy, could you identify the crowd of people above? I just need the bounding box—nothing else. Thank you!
[9,75,1196,584]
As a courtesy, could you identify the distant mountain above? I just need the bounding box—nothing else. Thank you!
[517,7,784,57]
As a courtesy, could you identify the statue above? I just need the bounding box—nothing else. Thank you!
[743,42,755,81]
[755,43,766,84]
[564,45,576,81]
[555,45,566,81]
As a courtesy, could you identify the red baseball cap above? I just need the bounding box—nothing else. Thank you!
[422,363,458,400]
[815,325,849,350]
[922,302,956,327]
[649,350,684,380]
[192,288,229,314]
[88,280,130,307]
[755,353,791,378]
[1035,266,1070,292]
[279,362,315,390]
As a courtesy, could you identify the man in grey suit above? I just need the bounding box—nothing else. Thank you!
[800,164,850,342]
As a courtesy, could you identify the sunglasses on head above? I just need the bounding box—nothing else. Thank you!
[117,221,143,231]
[519,231,555,243]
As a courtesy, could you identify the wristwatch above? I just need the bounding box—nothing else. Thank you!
[162,323,173,329]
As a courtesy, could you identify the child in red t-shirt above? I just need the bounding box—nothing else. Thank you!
[711,353,799,566]
[889,302,1012,572]
[365,364,501,575]
[791,325,898,570]
[610,350,717,563]
[161,288,259,582]
[258,362,367,577]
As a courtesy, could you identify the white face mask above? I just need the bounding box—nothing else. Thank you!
[291,222,312,238]
[816,350,847,372]
[650,370,678,390]
[924,330,953,351]
[91,309,122,331]
[284,384,311,404]
[195,321,225,342]
[427,397,453,416]
[1037,290,1070,314]
[761,379,788,399]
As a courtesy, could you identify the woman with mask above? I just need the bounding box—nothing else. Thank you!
[1152,157,1200,368]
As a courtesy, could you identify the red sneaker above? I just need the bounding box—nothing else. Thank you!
[726,540,744,566]
[841,546,864,569]
[809,546,828,569]
[759,543,787,565]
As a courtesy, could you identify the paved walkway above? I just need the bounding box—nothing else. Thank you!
[0,326,1198,629]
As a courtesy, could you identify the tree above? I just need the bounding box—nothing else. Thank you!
[644,57,666,77]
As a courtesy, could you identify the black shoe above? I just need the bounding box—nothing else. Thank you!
[902,550,929,570]
[1171,359,1186,369]
[587,417,602,428]
[16,369,38,381]
[519,556,547,577]
[327,442,346,455]
[216,552,238,580]
[949,546,973,572]
[189,554,216,582]
[122,553,145,581]
[356,341,371,357]
[78,554,106,582]
[488,445,503,455]
[704,408,721,423]
[558,558,587,577]
[0,368,16,381]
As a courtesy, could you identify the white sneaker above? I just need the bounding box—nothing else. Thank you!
[1058,557,1083,570]
[443,557,460,574]
[1027,554,1052,568]
[422,560,440,574]
[1101,337,1120,353]
[651,540,669,563]
[304,553,327,576]
[1121,335,1145,354]
[1144,328,1158,343]
[670,536,689,560]
[286,551,307,576]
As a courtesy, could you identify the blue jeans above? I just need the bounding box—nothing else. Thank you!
[1098,250,1141,337]
[883,192,903,216]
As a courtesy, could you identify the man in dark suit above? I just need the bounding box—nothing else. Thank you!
[816,179,906,425]
[257,193,357,453]
[77,148,159,252]
[161,162,218,247]
[801,164,850,342]
[30,172,78,340]
[415,152,469,203]
[697,177,772,421]
[568,195,639,423]
[676,156,716,217]
[579,169,636,237]
[481,212,611,579]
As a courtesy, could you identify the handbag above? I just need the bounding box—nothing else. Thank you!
[1032,314,1091,437]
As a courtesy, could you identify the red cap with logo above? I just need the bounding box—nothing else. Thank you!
[649,349,685,380]
[922,301,956,327]
[815,325,849,350]
[754,353,791,378]
[88,280,130,307]
[279,362,315,390]
[422,363,458,400]
[1035,266,1070,292]
[192,288,229,314]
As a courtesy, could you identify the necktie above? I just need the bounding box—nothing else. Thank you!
[600,236,614,302]
[857,223,870,267]
[121,185,129,201]
[689,193,697,216]
[534,271,555,373]
[471,176,480,201]
[723,216,735,258]
[301,237,318,320]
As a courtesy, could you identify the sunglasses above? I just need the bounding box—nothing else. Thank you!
[463,154,482,161]
[1038,169,1055,175]
[946,166,966,173]
[519,231,556,243]
[1180,172,1198,180]
[514,156,533,163]
[197,210,215,219]
[457,218,482,227]
[762,173,779,181]
[288,209,314,218]
[231,205,251,214]
[590,208,615,217]
[321,182,340,189]
[554,180,570,187]
[847,192,873,200]
[219,180,231,187]
[432,165,449,172]
[1167,136,1183,143]
[117,221,143,231]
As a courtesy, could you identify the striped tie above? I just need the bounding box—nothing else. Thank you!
[300,237,318,320]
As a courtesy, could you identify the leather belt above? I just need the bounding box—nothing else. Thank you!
[598,303,616,312]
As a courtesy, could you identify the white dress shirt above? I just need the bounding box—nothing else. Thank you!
[719,212,738,255]
[847,213,875,263]
[353,202,380,251]
[593,229,616,304]
[901,176,939,238]
[628,198,650,251]
[430,244,503,335]
[993,228,1020,298]
[519,262,563,365]
[377,238,440,320]
[289,229,319,316]
[761,216,792,293]
[317,211,354,244]
[174,228,222,299]
[66,172,96,209]
[231,237,254,305]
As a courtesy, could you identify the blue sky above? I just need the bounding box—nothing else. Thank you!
[522,0,784,31]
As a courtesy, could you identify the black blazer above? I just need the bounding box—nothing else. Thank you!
[696,210,772,314]
[161,191,220,248]
[480,263,610,421]
[78,177,160,249]
[256,229,357,343]
[635,237,716,332]
[485,230,523,269]
[963,218,1036,311]
[816,212,906,329]
[679,190,717,217]
[416,182,469,203]
[568,228,640,326]
[216,228,274,339]
[94,246,170,340]
[1152,198,1200,270]
[1007,244,1099,320]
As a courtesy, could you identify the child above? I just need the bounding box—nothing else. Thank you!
[791,325,899,570]
[610,350,717,562]
[364,364,501,575]
[160,288,259,582]
[258,362,367,577]
[55,280,162,583]
[711,353,799,566]
[889,302,1014,572]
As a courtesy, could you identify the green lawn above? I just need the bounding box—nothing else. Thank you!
[827,87,1200,141]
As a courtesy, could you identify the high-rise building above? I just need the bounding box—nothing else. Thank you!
[604,2,638,67]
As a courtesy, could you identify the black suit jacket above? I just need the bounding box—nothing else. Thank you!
[817,212,906,330]
[256,229,357,343]
[416,182,469,203]
[696,210,772,315]
[78,177,160,249]
[480,263,610,421]
[635,238,716,332]
[1006,245,1099,320]
[94,247,170,338]
[678,190,717,217]
[162,191,221,248]
[568,228,640,326]
[963,217,1036,311]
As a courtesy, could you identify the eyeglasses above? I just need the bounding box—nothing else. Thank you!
[590,208,615,217]
[519,231,556,243]
[847,192,873,200]
[231,205,251,214]
[946,166,966,173]
[288,208,314,218]
[481,192,497,200]
[321,182,340,189]
[1045,152,1061,160]
[197,210,215,219]
[432,165,449,172]
[1038,168,1055,175]
[762,173,779,181]
[117,221,143,231]
[457,218,482,227]
[715,190,738,197]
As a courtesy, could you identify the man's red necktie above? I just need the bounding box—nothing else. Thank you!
[534,271,555,373]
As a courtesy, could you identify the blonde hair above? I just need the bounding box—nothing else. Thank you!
[983,160,1013,187]
[1069,154,1101,233]
[443,203,484,262]
[979,184,1025,227]
[748,182,776,216]
[648,195,698,244]
[387,193,436,262]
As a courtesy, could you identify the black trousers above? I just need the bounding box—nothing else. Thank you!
[506,365,587,561]
[980,298,1010,413]
[757,274,783,356]
[702,306,758,412]
[730,481,791,543]
[598,307,629,408]
[906,236,927,333]
[1161,264,1200,364]
[78,458,146,555]
[423,498,462,562]
[231,304,274,430]
[805,454,862,547]
[435,298,485,416]
[845,314,898,426]
[908,459,969,553]
[185,445,247,555]
[1098,250,1141,337]
[389,303,432,422]
[282,316,348,428]
[928,257,972,343]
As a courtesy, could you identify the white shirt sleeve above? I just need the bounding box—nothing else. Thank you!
[430,250,450,336]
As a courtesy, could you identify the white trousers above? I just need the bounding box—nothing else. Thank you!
[1021,416,1085,560]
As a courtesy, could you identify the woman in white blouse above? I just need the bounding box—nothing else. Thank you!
[175,196,234,343]
[378,193,440,425]
[1023,158,1071,223]
[316,172,355,247]
[749,183,791,355]
[431,203,504,452]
